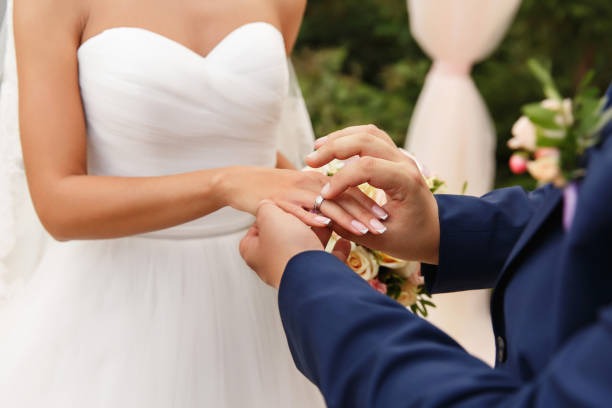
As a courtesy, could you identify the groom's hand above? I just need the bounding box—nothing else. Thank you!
[306,125,440,264]
[240,201,351,289]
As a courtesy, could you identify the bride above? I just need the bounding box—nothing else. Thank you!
[0,0,388,406]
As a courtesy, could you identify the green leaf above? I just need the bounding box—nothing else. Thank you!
[522,104,563,130]
[527,59,562,101]
[420,300,436,308]
[591,106,612,136]
[576,98,605,137]
[461,181,468,195]
[536,130,565,147]
[577,70,595,94]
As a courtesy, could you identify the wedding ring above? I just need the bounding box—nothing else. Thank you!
[313,195,325,213]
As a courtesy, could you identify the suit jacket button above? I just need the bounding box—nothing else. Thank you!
[496,336,506,363]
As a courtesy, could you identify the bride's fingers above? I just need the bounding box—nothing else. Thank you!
[315,196,371,236]
[306,132,402,168]
[275,201,332,228]
[328,192,387,235]
[314,124,395,149]
[345,187,389,221]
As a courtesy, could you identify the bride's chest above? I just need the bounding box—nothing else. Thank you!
[77,25,289,134]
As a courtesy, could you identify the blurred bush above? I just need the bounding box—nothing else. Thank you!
[294,0,612,188]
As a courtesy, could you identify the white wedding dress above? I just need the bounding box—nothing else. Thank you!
[0,9,324,407]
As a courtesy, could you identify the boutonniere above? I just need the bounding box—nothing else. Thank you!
[508,59,612,188]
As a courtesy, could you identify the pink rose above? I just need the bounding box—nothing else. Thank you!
[368,279,388,295]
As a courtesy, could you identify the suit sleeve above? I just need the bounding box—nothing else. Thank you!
[422,185,551,294]
[279,251,612,408]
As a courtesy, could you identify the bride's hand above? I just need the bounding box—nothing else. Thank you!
[219,167,389,236]
[305,125,440,264]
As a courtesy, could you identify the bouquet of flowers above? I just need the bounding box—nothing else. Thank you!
[313,159,441,317]
[508,59,612,187]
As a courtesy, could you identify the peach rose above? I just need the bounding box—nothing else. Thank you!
[347,244,379,281]
[378,253,408,270]
[508,116,537,152]
[397,283,418,307]
[527,155,565,186]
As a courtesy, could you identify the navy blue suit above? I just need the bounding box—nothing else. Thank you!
[278,87,612,407]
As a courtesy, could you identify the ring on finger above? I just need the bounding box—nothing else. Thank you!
[313,195,325,213]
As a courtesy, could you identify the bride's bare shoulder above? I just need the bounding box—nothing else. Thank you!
[14,0,89,45]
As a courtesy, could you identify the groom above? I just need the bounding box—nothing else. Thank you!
[240,88,612,407]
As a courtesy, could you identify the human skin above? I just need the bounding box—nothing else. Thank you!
[14,0,384,240]
[306,125,441,265]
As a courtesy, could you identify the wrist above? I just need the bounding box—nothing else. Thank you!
[213,166,243,209]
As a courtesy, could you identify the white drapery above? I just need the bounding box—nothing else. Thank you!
[405,0,522,366]
[405,0,522,196]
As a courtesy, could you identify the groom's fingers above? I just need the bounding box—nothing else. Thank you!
[331,238,352,263]
[306,133,401,168]
[312,226,332,247]
[322,157,409,200]
[255,200,291,234]
[239,225,259,265]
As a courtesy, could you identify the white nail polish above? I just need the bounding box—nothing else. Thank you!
[370,219,387,234]
[371,205,388,220]
[306,151,317,160]
[315,216,331,225]
[351,220,369,235]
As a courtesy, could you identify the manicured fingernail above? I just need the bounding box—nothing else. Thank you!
[370,218,387,234]
[315,216,331,225]
[371,205,388,220]
[306,151,318,160]
[321,183,331,196]
[314,136,328,147]
[351,220,369,235]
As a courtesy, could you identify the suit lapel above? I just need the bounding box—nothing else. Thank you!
[490,186,562,339]
[496,186,563,287]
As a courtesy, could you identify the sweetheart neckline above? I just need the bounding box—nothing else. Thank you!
[77,22,285,61]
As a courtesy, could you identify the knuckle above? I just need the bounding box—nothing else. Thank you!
[356,132,371,145]
[359,156,376,171]
[366,124,378,135]
[325,138,337,151]
[407,167,425,187]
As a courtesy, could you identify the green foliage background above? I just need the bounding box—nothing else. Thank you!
[293,0,612,189]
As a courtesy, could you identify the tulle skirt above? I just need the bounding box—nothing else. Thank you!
[0,231,324,407]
